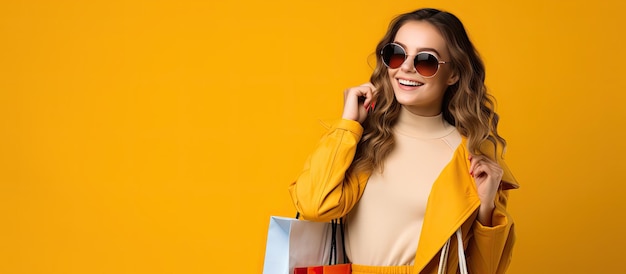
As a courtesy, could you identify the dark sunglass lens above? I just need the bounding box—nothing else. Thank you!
[415,53,439,77]
[382,44,406,69]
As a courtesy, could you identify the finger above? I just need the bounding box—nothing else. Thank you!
[473,161,498,180]
[342,85,375,122]
[475,156,500,173]
[470,162,480,177]
[342,88,364,121]
[345,87,368,105]
[472,160,493,177]
[344,86,372,110]
[480,162,503,181]
[469,155,484,175]
[469,154,497,174]
[368,84,379,110]
[472,160,503,181]
[362,89,375,110]
[472,164,489,179]
[360,82,376,91]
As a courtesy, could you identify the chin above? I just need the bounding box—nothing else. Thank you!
[393,88,419,105]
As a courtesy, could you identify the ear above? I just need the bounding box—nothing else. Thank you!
[447,70,459,86]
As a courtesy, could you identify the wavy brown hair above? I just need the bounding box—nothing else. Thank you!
[350,8,506,175]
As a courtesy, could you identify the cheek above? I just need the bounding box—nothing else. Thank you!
[433,69,455,86]
[440,66,458,84]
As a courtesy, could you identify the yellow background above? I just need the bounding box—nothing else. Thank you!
[2,0,625,273]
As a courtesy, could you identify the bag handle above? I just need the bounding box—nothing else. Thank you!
[330,219,337,265]
[437,227,468,274]
[328,218,349,265]
[339,218,348,264]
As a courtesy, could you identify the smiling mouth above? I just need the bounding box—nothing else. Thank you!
[398,78,424,87]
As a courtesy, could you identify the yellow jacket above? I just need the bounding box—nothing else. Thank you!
[289,119,520,274]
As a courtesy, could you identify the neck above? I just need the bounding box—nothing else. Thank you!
[402,102,443,117]
[394,106,454,139]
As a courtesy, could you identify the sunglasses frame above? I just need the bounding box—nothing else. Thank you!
[380,42,448,78]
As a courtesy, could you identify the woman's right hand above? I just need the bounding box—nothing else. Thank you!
[342,83,376,124]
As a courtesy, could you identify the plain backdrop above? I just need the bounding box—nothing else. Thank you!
[1,0,625,273]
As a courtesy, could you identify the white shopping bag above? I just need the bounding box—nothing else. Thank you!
[262,216,338,274]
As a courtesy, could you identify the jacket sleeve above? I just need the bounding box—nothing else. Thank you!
[466,188,515,274]
[288,119,369,222]
[466,141,520,274]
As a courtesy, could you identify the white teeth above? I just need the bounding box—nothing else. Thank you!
[398,79,423,86]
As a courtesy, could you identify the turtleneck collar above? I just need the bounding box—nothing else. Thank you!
[394,106,455,139]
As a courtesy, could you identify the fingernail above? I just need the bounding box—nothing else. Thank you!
[371,102,376,110]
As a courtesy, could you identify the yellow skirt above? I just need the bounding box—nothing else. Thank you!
[351,264,416,274]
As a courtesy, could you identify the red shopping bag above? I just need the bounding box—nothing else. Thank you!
[293,267,309,274]
[322,264,351,274]
[307,266,323,274]
[293,264,350,274]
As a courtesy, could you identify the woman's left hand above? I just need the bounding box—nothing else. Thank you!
[469,154,503,226]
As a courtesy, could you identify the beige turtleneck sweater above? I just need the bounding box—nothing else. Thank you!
[344,106,462,266]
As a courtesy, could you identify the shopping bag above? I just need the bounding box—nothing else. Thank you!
[292,219,351,274]
[321,264,351,274]
[292,264,350,274]
[262,216,335,274]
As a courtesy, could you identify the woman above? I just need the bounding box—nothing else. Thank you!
[289,8,519,274]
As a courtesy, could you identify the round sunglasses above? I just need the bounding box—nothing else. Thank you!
[380,43,448,78]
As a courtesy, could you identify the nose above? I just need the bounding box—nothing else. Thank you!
[400,56,416,73]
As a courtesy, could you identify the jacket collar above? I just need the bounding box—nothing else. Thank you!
[412,140,480,272]
[411,137,519,272]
